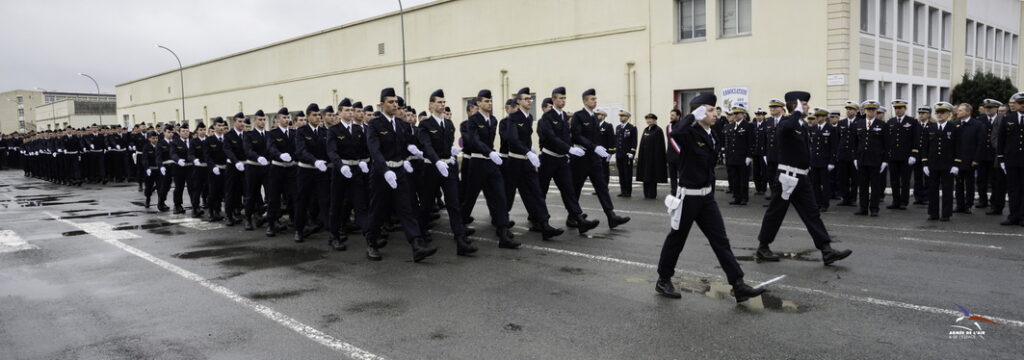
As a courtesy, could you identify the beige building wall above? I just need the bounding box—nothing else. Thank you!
[35,99,112,131]
[0,90,43,133]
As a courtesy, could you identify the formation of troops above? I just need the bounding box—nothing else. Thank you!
[3,86,1023,302]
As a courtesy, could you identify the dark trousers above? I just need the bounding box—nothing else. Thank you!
[86,152,105,180]
[459,155,472,204]
[172,164,193,207]
[643,181,658,199]
[888,161,911,206]
[224,167,244,215]
[602,158,611,187]
[667,161,679,196]
[266,165,296,223]
[955,167,976,210]
[1006,166,1024,222]
[538,154,584,219]
[975,161,993,206]
[328,171,350,237]
[727,163,749,202]
[366,170,422,244]
[765,161,779,197]
[294,168,329,232]
[157,165,172,204]
[421,161,467,236]
[192,166,208,210]
[245,165,268,217]
[207,167,226,214]
[757,172,833,250]
[912,162,928,202]
[837,159,857,203]
[989,163,1007,211]
[61,154,81,183]
[752,156,767,193]
[503,158,549,222]
[144,168,158,200]
[460,158,511,229]
[340,171,370,234]
[928,167,954,219]
[809,167,831,209]
[571,154,615,215]
[657,193,744,285]
[616,157,633,196]
[858,165,885,213]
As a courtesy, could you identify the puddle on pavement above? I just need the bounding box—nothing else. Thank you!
[171,245,327,270]
[729,247,820,263]
[639,276,806,313]
[61,230,89,237]
[57,211,146,220]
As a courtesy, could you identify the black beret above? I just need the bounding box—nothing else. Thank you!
[146,131,159,137]
[542,97,553,106]
[164,124,175,131]
[784,91,811,103]
[243,117,251,125]
[505,98,516,106]
[352,101,363,109]
[91,123,98,127]
[277,107,289,116]
[516,87,530,97]
[552,86,566,96]
[689,93,717,108]
[195,122,206,129]
[477,89,492,99]
[418,111,427,117]
[363,105,373,112]
[295,111,306,117]
[233,112,245,120]
[431,89,445,99]
[339,98,352,108]
[396,96,405,107]
[467,98,478,107]
[306,103,320,113]
[179,123,189,131]
[322,105,334,114]
[212,116,225,124]
[254,109,265,117]
[582,88,596,97]
[444,106,451,112]
[380,87,396,101]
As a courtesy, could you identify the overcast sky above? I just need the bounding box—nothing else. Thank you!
[1,0,432,94]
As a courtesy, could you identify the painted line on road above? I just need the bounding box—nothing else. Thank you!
[898,237,1003,250]
[0,229,38,253]
[44,211,387,360]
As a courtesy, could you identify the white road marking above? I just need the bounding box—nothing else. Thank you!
[160,216,226,231]
[44,212,386,360]
[754,275,786,289]
[897,237,1003,250]
[0,229,38,253]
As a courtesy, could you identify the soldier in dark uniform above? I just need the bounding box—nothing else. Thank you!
[853,100,890,217]
[614,110,637,197]
[537,86,600,234]
[808,108,837,212]
[570,89,630,228]
[987,97,1016,215]
[654,94,766,303]
[458,99,478,207]
[886,100,920,210]
[666,109,682,196]
[974,99,1001,211]
[326,98,360,251]
[265,108,296,237]
[635,113,666,199]
[836,101,860,206]
[169,125,195,214]
[998,93,1024,226]
[132,123,150,191]
[912,107,932,205]
[82,124,107,183]
[597,109,616,188]
[240,110,270,230]
[293,104,331,243]
[725,103,755,205]
[761,98,785,203]
[155,124,175,212]
[139,131,161,208]
[500,87,563,240]
[921,102,958,221]
[460,89,520,248]
[953,103,983,213]
[206,118,229,222]
[751,108,768,195]
[223,113,249,225]
[61,126,84,186]
[188,122,209,218]
[105,126,129,182]
[754,91,852,265]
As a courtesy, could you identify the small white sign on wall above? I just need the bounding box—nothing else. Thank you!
[827,75,846,86]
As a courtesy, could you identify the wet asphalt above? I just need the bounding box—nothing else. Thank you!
[0,169,1022,359]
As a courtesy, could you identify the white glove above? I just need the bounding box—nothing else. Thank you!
[908,157,917,165]
[314,160,327,172]
[488,151,504,165]
[279,153,292,162]
[879,162,888,173]
[569,147,586,157]
[132,153,138,163]
[627,153,634,159]
[950,167,959,175]
[403,160,414,173]
[828,164,835,172]
[193,159,201,166]
[213,167,221,176]
[1001,162,1007,174]
[116,145,122,150]
[763,156,768,164]
[358,161,369,173]
[177,159,185,167]
[435,160,449,177]
[52,152,57,158]
[384,170,398,189]
[235,162,245,171]
[691,106,708,121]
[745,157,753,166]
[854,160,859,170]
[594,146,610,158]
[340,165,352,178]
[923,166,930,176]
[450,145,461,157]
[527,151,541,168]
[146,169,152,177]
[449,156,457,164]
[257,156,269,166]
[407,144,424,159]
[90,144,95,149]
[160,167,167,176]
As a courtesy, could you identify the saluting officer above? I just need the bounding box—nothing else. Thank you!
[997,92,1024,226]
[537,86,601,234]
[921,102,959,221]
[725,103,755,205]
[853,100,890,217]
[886,100,920,210]
[265,108,296,237]
[293,104,331,243]
[614,110,637,197]
[808,107,837,212]
[754,91,852,266]
[570,88,630,228]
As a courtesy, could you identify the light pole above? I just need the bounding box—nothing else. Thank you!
[78,73,103,125]
[156,44,186,126]
[36,87,58,130]
[398,0,407,99]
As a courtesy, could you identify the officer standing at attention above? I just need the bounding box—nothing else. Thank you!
[853,100,890,217]
[188,122,209,218]
[293,104,331,243]
[754,91,853,266]
[140,131,160,208]
[808,108,837,212]
[912,107,933,205]
[921,102,959,221]
[751,108,768,196]
[975,99,1002,212]
[997,92,1024,226]
[597,109,616,188]
[725,103,755,205]
[654,93,766,303]
[536,86,601,234]
[614,110,637,197]
[636,113,667,199]
[886,100,919,210]
[155,124,175,212]
[953,103,983,214]
[169,124,194,214]
[835,101,860,206]
[570,88,630,228]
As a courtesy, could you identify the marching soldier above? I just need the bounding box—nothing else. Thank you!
[998,93,1024,226]
[500,87,563,240]
[853,100,889,217]
[635,113,666,199]
[614,110,637,197]
[189,122,209,218]
[326,98,360,250]
[205,118,229,222]
[597,109,616,188]
[537,86,600,234]
[953,103,983,213]
[61,126,84,186]
[460,89,520,248]
[654,93,766,303]
[132,123,150,191]
[223,113,249,225]
[921,102,958,221]
[886,100,920,210]
[293,104,331,243]
[725,103,755,205]
[570,88,630,228]
[169,124,195,214]
[265,108,297,237]
[242,110,271,230]
[139,131,161,208]
[155,124,175,212]
[754,91,852,265]
[808,108,837,212]
[83,124,107,183]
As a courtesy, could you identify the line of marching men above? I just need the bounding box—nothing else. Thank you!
[10,86,641,262]
[4,124,135,185]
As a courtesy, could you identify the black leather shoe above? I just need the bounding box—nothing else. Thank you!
[157,203,170,212]
[265,222,277,237]
[209,211,224,222]
[462,216,474,225]
[755,245,781,262]
[191,209,204,218]
[464,228,476,237]
[244,217,254,231]
[329,236,347,251]
[293,231,304,243]
[497,229,521,249]
[540,222,563,240]
[822,248,852,265]
[455,235,478,256]
[576,216,600,235]
[655,278,681,299]
[173,206,186,214]
[225,214,237,226]
[885,204,899,209]
[854,210,868,216]
[731,281,766,303]
[366,246,382,261]
[411,237,437,263]
[927,216,939,221]
[144,197,151,209]
[566,217,579,228]
[1000,219,1020,226]
[607,213,630,229]
[507,220,516,228]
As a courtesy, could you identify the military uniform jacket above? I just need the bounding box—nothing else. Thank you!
[997,112,1024,167]
[399,120,439,162]
[205,135,228,166]
[921,122,960,170]
[665,121,681,165]
[169,137,193,163]
[570,108,601,152]
[242,130,270,162]
[420,116,457,159]
[809,123,838,168]
[326,122,365,168]
[82,133,107,151]
[294,125,329,166]
[955,118,984,164]
[500,110,535,156]
[887,115,920,161]
[835,118,857,161]
[615,123,637,160]
[140,143,159,169]
[189,137,207,164]
[752,120,767,156]
[63,135,83,153]
[365,115,413,175]
[775,112,812,169]
[131,133,147,151]
[670,115,717,189]
[537,109,572,155]
[223,129,246,164]
[975,115,998,162]
[155,138,174,165]
[725,119,755,165]
[266,127,296,163]
[599,121,615,156]
[853,117,890,166]
[463,112,499,156]
[106,133,128,150]
[763,117,782,162]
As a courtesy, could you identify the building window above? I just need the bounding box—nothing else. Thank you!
[940,87,949,101]
[896,83,908,101]
[879,0,890,38]
[996,29,1004,62]
[976,23,985,57]
[878,81,891,106]
[912,85,923,108]
[897,0,909,41]
[1004,32,1012,63]
[966,20,975,56]
[913,2,925,44]
[941,12,951,50]
[1013,35,1019,65]
[861,0,876,34]
[678,0,707,41]
[927,8,938,48]
[859,80,873,102]
[15,96,22,104]
[17,109,23,117]
[720,0,750,37]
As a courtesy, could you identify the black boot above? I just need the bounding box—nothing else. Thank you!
[209,210,224,222]
[655,278,681,299]
[144,196,151,209]
[566,216,579,228]
[607,212,630,229]
[265,221,278,237]
[225,213,237,226]
[755,244,781,262]
[293,231,304,243]
[539,221,564,240]
[191,209,204,218]
[411,237,437,263]
[497,228,521,249]
[328,234,347,251]
[366,241,383,261]
[157,203,169,212]
[244,215,254,231]
[455,234,478,256]
[173,205,185,214]
[822,247,853,265]
[731,279,766,303]
[575,215,599,235]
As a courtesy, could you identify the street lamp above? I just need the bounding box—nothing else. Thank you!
[78,73,103,125]
[36,87,58,130]
[156,44,186,126]
[398,0,407,99]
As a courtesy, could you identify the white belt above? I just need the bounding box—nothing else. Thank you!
[424,158,456,165]
[65,151,79,155]
[134,151,143,155]
[109,148,126,152]
[340,158,368,166]
[271,161,295,167]
[297,162,317,169]
[541,148,566,158]
[406,155,419,161]
[214,165,227,169]
[180,163,193,167]
[778,164,809,175]
[88,149,104,153]
[466,153,489,160]
[385,160,404,168]
[680,186,713,196]
[244,160,267,166]
[161,160,175,165]
[147,166,159,170]
[195,163,208,167]
[503,153,529,160]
